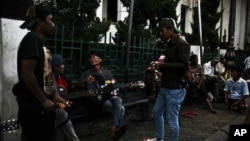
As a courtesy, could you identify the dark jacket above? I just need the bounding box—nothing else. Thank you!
[158,35,190,89]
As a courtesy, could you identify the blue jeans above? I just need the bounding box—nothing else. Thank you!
[152,88,186,141]
[103,96,125,126]
[55,109,80,141]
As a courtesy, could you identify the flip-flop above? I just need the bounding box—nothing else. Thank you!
[181,112,194,118]
[189,111,198,116]
[112,125,127,141]
[181,111,199,118]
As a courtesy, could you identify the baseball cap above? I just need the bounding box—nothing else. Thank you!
[159,17,181,33]
[20,5,52,29]
[51,54,64,67]
[212,57,219,62]
[158,55,165,60]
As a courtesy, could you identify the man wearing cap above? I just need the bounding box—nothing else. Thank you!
[51,54,80,141]
[51,54,73,94]
[203,57,221,101]
[12,5,67,141]
[149,18,190,141]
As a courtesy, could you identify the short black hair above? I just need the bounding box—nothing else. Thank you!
[89,51,103,58]
[190,54,198,63]
[231,64,243,73]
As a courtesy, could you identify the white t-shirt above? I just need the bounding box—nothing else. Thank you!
[203,61,214,76]
[244,56,250,70]
[215,62,225,74]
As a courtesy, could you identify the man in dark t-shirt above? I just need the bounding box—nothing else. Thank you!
[13,5,68,141]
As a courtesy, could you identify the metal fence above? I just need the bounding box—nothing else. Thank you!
[45,25,164,82]
[45,26,245,83]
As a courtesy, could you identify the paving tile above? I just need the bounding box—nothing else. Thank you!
[74,97,249,141]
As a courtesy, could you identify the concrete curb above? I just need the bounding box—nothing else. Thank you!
[205,116,245,141]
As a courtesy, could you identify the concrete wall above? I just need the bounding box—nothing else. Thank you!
[0,18,27,141]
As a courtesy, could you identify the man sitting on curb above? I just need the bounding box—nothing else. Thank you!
[224,65,249,111]
[203,57,220,102]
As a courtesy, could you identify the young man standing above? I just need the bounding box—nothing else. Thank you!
[13,5,68,141]
[149,18,190,141]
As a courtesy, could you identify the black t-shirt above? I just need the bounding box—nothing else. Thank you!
[15,32,54,104]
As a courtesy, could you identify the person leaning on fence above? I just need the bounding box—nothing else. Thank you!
[12,5,68,141]
[74,52,127,141]
[51,54,80,141]
[147,17,190,141]
[224,65,249,111]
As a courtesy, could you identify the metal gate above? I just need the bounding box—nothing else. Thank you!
[45,25,245,83]
[45,25,164,83]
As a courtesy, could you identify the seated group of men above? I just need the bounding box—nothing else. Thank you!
[52,52,136,141]
[188,54,249,114]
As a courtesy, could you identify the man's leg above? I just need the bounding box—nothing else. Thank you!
[19,109,55,141]
[55,109,80,141]
[152,88,166,140]
[103,96,125,139]
[165,89,186,141]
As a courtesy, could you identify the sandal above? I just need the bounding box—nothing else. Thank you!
[181,111,199,118]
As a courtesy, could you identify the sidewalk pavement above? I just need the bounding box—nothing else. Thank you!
[74,97,249,141]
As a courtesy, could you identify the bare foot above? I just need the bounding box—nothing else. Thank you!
[209,108,217,114]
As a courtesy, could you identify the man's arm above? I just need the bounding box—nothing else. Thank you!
[224,90,229,104]
[20,58,54,110]
[53,75,70,106]
[73,77,87,90]
[158,40,190,71]
[73,72,95,92]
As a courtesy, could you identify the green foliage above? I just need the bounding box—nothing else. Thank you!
[184,0,222,51]
[116,0,180,45]
[35,0,111,41]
